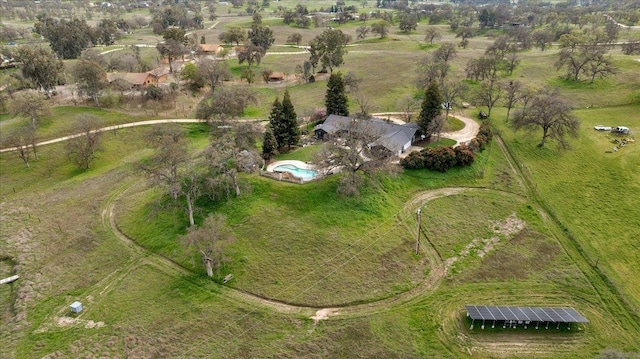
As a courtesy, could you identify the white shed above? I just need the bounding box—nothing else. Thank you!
[70,301,83,313]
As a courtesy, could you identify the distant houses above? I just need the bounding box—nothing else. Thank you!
[268,72,286,83]
[198,44,225,56]
[107,67,171,90]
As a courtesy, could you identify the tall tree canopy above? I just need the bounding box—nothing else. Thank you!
[262,125,278,160]
[418,81,442,137]
[157,28,187,73]
[269,90,300,150]
[72,59,108,107]
[248,25,275,51]
[34,15,94,59]
[308,29,350,73]
[13,46,64,96]
[325,73,349,117]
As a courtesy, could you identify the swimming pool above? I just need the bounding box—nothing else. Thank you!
[273,164,319,181]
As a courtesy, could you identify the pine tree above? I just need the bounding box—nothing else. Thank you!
[281,90,300,149]
[418,81,442,137]
[268,97,284,148]
[325,73,349,116]
[262,125,278,160]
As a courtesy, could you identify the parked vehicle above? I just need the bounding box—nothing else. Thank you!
[594,125,612,131]
[612,126,630,135]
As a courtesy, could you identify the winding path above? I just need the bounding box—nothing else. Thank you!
[1,114,479,153]
[0,119,266,153]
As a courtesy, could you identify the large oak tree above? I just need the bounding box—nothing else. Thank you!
[512,88,580,149]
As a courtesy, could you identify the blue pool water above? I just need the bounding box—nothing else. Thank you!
[273,164,318,180]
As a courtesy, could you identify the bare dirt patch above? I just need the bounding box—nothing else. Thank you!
[445,212,526,273]
[311,308,339,324]
[55,316,105,329]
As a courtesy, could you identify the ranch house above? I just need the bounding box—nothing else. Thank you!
[314,115,420,156]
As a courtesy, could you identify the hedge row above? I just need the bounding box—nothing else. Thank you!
[400,121,492,172]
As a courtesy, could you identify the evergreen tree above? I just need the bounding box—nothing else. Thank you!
[418,81,442,137]
[262,125,278,160]
[268,97,284,148]
[325,73,349,116]
[281,90,300,149]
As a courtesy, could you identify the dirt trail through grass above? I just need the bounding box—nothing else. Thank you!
[103,182,452,321]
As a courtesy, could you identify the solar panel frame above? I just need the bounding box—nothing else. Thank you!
[465,305,589,323]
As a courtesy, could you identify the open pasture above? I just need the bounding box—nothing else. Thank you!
[2,4,640,358]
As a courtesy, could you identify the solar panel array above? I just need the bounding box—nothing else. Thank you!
[465,305,589,323]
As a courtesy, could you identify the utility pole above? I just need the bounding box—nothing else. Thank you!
[415,208,422,255]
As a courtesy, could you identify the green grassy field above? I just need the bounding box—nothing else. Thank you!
[2,5,640,359]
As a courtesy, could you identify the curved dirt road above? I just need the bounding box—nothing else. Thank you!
[441,114,480,146]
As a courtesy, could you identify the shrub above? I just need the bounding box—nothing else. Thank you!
[99,92,123,108]
[454,144,475,166]
[144,85,164,101]
[478,121,493,140]
[400,151,425,169]
[424,146,457,172]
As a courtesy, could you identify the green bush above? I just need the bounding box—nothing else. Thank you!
[399,151,425,169]
[424,146,457,172]
[454,144,475,166]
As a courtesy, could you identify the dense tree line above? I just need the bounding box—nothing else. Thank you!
[34,15,121,59]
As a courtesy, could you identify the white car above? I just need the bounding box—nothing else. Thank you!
[594,125,612,131]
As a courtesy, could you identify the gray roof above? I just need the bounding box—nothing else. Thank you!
[315,115,419,153]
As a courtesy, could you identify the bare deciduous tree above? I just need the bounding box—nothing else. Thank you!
[397,95,420,123]
[196,87,257,122]
[315,119,394,196]
[512,88,580,149]
[500,80,525,122]
[197,59,232,93]
[424,27,442,44]
[205,123,262,201]
[555,30,617,82]
[433,42,457,63]
[65,115,103,170]
[474,79,502,118]
[6,126,35,168]
[9,91,50,161]
[181,213,234,277]
[440,80,467,121]
[138,124,190,201]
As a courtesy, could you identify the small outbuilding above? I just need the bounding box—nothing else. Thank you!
[199,44,225,56]
[268,72,286,82]
[70,301,83,313]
